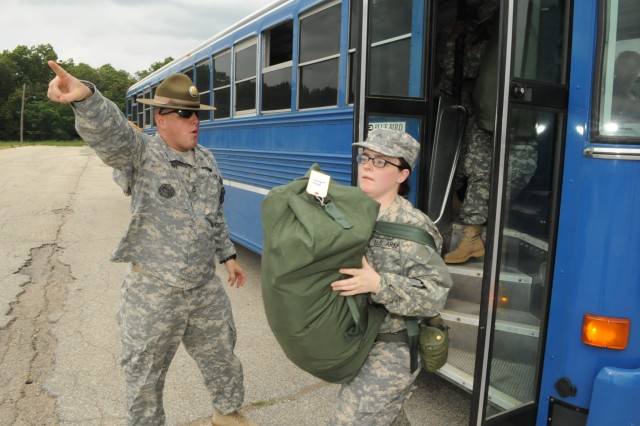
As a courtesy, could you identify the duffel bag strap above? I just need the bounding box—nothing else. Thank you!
[312,196,353,229]
[374,221,436,251]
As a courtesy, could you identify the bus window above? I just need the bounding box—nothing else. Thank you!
[512,0,567,84]
[298,1,341,109]
[596,0,640,139]
[213,51,231,119]
[196,60,212,121]
[126,97,133,122]
[235,38,258,115]
[139,89,152,128]
[262,20,293,112]
[130,96,138,128]
[369,0,425,98]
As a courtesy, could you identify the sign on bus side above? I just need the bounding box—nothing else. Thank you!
[369,122,406,132]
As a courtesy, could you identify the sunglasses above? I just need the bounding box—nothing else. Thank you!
[159,109,200,119]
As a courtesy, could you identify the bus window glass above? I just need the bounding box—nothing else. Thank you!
[370,38,412,97]
[370,0,413,43]
[368,0,424,98]
[214,52,231,86]
[196,61,211,121]
[131,98,138,128]
[299,58,339,109]
[236,43,257,81]
[299,2,341,109]
[136,94,144,128]
[597,0,640,138]
[263,67,292,112]
[513,0,567,84]
[126,98,132,121]
[235,40,257,114]
[263,20,293,112]
[141,89,152,128]
[299,3,340,63]
[236,79,257,112]
[215,87,231,120]
[214,51,231,119]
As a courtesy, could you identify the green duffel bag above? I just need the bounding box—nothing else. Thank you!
[261,164,386,384]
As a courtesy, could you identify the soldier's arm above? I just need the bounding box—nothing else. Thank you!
[47,60,143,170]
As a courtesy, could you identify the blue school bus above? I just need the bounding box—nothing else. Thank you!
[126,0,640,424]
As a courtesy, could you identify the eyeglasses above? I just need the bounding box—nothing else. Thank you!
[355,154,402,169]
[159,109,200,119]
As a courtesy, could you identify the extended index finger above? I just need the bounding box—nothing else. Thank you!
[48,60,68,79]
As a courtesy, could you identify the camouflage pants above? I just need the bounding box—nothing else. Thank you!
[458,119,538,225]
[117,267,244,425]
[328,341,420,426]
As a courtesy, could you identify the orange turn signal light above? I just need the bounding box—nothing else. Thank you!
[582,314,630,350]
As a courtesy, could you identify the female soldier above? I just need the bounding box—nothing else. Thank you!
[329,129,452,425]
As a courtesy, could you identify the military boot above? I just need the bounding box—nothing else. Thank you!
[444,225,485,264]
[211,410,256,426]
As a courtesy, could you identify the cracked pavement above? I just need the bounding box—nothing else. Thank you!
[0,146,470,425]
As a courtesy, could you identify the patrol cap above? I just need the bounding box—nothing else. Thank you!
[353,129,420,169]
[136,73,215,111]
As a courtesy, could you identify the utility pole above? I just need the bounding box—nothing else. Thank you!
[20,84,26,144]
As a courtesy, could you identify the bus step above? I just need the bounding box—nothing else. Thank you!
[447,262,536,312]
[438,348,536,410]
[442,298,540,364]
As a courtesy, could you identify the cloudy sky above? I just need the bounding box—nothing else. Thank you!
[0,0,272,75]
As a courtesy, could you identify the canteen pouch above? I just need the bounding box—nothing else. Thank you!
[419,313,450,372]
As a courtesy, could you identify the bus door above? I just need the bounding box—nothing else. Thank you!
[352,0,431,205]
[469,1,571,424]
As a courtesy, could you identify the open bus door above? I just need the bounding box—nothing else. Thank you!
[469,0,571,424]
[356,0,571,424]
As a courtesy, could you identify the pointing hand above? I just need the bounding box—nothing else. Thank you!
[47,60,93,104]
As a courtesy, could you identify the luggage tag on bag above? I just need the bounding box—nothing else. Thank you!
[306,170,352,229]
[307,170,330,200]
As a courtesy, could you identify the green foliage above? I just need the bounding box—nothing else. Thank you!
[135,57,174,80]
[0,44,153,142]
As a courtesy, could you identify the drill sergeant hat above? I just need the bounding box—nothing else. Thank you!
[136,73,215,111]
[353,129,420,169]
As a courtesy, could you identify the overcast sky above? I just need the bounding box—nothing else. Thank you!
[0,0,273,75]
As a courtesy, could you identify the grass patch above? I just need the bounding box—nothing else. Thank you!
[0,140,86,149]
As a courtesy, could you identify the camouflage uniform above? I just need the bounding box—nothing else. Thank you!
[438,20,491,207]
[459,22,537,225]
[329,195,452,425]
[437,23,490,111]
[71,85,244,425]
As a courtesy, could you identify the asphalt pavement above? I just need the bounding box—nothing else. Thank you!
[0,146,470,425]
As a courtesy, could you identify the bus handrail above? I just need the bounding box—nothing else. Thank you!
[583,146,640,160]
[431,102,468,225]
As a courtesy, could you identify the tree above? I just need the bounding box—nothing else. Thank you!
[0,45,134,141]
[135,57,174,80]
[0,43,163,141]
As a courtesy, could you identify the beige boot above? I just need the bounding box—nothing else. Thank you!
[211,410,257,426]
[444,225,485,264]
